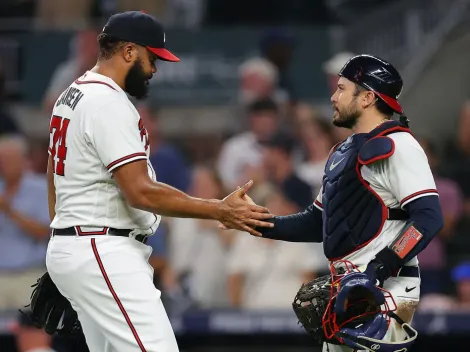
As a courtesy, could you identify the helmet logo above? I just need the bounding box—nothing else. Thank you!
[354,68,363,82]
[371,344,380,350]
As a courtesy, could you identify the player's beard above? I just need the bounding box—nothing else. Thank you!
[332,97,361,129]
[124,58,152,100]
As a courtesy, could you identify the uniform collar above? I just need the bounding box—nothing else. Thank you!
[77,71,124,93]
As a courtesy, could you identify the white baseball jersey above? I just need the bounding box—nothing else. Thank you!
[48,71,160,235]
[314,131,438,267]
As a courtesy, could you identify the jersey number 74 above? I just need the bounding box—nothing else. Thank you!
[49,115,70,176]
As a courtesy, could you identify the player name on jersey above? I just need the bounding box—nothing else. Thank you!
[55,86,84,111]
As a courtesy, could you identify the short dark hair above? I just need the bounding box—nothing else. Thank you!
[354,84,394,118]
[97,33,126,60]
[260,130,296,154]
[247,98,278,114]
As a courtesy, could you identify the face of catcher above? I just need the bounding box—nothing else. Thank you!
[330,77,374,129]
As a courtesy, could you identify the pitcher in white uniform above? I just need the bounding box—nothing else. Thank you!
[45,11,274,352]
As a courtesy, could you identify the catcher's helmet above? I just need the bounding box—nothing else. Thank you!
[339,54,404,115]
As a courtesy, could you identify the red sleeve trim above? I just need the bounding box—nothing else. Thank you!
[400,189,439,206]
[107,152,147,170]
[314,199,323,209]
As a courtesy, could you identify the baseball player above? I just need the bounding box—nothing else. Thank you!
[246,54,444,351]
[45,11,274,352]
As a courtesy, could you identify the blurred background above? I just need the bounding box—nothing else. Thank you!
[1,0,470,351]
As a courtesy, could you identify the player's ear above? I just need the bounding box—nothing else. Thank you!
[362,91,375,109]
[123,43,137,63]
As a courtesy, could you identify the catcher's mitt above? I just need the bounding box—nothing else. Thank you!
[292,275,333,345]
[292,274,380,346]
[21,271,82,336]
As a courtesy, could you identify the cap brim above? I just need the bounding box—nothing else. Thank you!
[375,91,403,115]
[147,47,180,62]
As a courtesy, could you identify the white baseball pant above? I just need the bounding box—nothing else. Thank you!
[46,233,179,352]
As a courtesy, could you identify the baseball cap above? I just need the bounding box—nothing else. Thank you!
[102,11,179,62]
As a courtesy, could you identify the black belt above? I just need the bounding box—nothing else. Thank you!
[387,208,408,221]
[392,266,420,278]
[52,227,148,244]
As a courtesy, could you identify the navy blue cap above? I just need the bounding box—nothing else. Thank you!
[102,11,179,62]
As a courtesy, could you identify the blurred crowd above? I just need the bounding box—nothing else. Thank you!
[1,2,470,352]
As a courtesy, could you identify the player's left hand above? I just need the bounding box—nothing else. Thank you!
[334,271,385,315]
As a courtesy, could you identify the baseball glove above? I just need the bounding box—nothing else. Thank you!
[292,274,381,346]
[21,271,82,336]
[292,274,333,345]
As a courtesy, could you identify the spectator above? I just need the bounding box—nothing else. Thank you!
[42,28,99,113]
[0,62,20,136]
[0,136,51,348]
[259,29,296,107]
[321,52,355,143]
[138,103,192,192]
[227,186,321,309]
[260,131,313,210]
[441,101,470,220]
[167,165,233,309]
[322,52,355,97]
[217,98,280,189]
[136,103,192,306]
[418,137,463,295]
[34,0,92,30]
[296,114,335,195]
[238,57,281,108]
[451,262,470,310]
[10,309,56,352]
[27,137,49,175]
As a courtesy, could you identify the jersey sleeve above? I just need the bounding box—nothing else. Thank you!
[90,100,147,172]
[385,132,438,208]
[313,186,323,210]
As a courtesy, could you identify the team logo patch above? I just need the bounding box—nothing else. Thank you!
[391,226,423,259]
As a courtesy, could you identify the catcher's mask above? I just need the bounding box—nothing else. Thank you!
[322,260,418,351]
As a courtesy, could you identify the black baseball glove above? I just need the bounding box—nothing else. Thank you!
[21,271,82,336]
[292,274,380,346]
[292,274,334,345]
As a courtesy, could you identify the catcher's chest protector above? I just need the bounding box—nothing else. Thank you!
[322,121,411,259]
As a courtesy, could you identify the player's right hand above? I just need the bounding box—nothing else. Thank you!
[219,180,274,236]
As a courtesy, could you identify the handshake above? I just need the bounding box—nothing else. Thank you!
[216,180,274,236]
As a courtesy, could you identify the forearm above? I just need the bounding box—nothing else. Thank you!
[259,204,323,242]
[5,208,50,240]
[367,196,444,282]
[134,181,223,220]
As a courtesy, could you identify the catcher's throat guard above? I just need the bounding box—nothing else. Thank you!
[293,260,418,352]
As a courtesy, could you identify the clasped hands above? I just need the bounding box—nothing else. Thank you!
[217,180,274,237]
